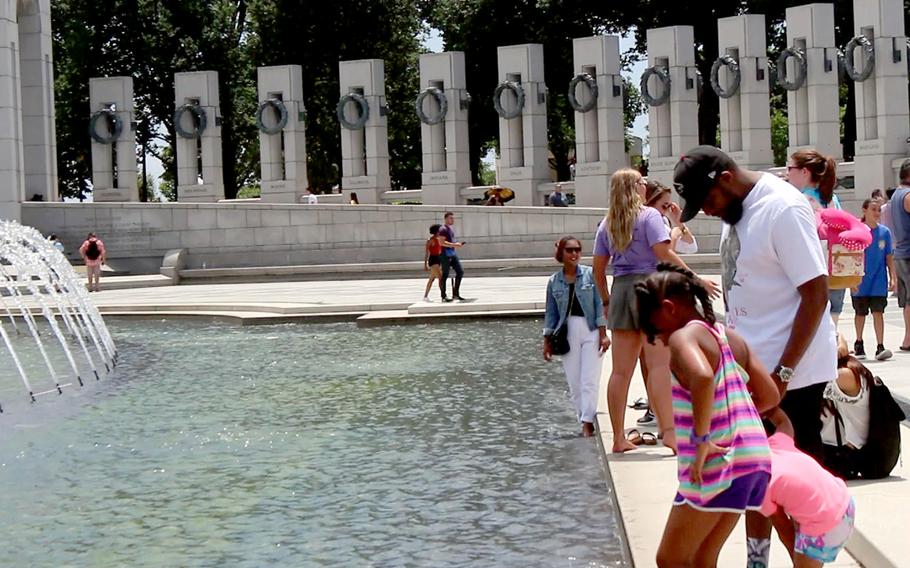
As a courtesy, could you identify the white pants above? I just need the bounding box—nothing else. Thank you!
[561,316,602,423]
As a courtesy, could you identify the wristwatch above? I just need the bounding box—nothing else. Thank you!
[773,365,795,383]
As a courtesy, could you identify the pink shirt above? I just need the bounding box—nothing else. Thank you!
[760,433,851,536]
[79,238,106,267]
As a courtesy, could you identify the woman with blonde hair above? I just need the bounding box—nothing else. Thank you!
[593,168,718,453]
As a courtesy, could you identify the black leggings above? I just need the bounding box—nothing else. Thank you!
[440,255,464,298]
[778,381,826,461]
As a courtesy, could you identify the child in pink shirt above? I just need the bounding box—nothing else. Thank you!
[760,432,855,566]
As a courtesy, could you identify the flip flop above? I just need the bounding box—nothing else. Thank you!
[628,397,649,410]
[641,432,658,446]
[900,346,910,352]
[626,429,644,445]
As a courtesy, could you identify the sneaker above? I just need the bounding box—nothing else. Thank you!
[636,409,656,425]
[442,296,453,303]
[876,344,893,361]
[854,340,866,359]
[422,297,433,303]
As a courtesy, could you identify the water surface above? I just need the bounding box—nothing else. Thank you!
[0,319,628,567]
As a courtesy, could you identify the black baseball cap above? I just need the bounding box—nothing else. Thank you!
[673,145,738,222]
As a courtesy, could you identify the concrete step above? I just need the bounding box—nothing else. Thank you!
[176,254,722,283]
[356,308,542,327]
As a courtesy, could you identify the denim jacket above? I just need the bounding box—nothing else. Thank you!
[543,265,607,336]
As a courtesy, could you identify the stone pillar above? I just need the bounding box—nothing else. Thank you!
[645,26,699,187]
[0,1,23,218]
[257,65,308,203]
[716,15,772,169]
[88,77,138,201]
[338,59,390,204]
[495,44,549,206]
[0,0,57,219]
[786,4,843,160]
[174,71,224,202]
[571,35,626,208]
[418,52,471,205]
[784,4,841,160]
[851,0,910,192]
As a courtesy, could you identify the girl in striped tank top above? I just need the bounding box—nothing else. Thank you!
[635,264,783,567]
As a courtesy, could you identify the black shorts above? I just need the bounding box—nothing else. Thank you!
[851,295,887,315]
[428,255,441,267]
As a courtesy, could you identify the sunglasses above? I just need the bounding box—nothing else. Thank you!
[564,247,582,253]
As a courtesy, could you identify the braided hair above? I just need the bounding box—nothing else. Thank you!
[634,263,716,344]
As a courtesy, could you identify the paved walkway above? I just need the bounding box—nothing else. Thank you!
[82,274,909,566]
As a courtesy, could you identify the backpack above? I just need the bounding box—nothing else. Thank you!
[823,373,905,479]
[85,239,101,261]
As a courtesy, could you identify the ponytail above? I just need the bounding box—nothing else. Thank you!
[818,156,837,206]
[791,150,838,206]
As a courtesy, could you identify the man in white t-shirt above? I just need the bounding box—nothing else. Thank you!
[674,146,837,568]
[303,187,318,204]
[674,145,836,456]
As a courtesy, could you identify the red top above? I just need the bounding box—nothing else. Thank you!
[427,237,442,256]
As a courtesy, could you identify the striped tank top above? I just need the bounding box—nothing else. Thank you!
[672,320,771,505]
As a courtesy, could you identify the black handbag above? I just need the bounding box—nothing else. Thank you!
[550,289,574,356]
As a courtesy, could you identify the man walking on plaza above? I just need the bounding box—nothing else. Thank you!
[438,212,466,302]
[887,158,910,349]
[674,145,837,567]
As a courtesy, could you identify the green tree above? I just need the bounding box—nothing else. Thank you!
[246,0,423,191]
[52,0,257,200]
[52,0,136,199]
[423,0,617,184]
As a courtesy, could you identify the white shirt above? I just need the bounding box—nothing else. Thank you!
[820,379,870,449]
[306,193,318,204]
[720,173,837,390]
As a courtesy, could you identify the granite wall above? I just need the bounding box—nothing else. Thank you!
[21,202,722,273]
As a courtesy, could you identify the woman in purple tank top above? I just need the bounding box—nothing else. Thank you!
[593,169,719,454]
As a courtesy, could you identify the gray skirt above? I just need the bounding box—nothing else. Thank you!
[608,274,646,331]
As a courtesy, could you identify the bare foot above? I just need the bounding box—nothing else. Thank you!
[581,422,595,437]
[612,439,639,453]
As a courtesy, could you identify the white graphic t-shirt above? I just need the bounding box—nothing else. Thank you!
[720,173,837,390]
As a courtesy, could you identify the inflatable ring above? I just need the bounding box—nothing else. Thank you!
[817,208,873,290]
[493,81,525,119]
[174,103,208,139]
[817,208,872,250]
[776,47,807,91]
[88,109,122,144]
[567,73,598,112]
[336,92,370,130]
[640,66,671,106]
[843,35,875,82]
[256,98,289,135]
[414,87,448,125]
[710,55,741,99]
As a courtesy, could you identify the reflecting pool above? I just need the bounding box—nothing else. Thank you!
[0,319,628,567]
